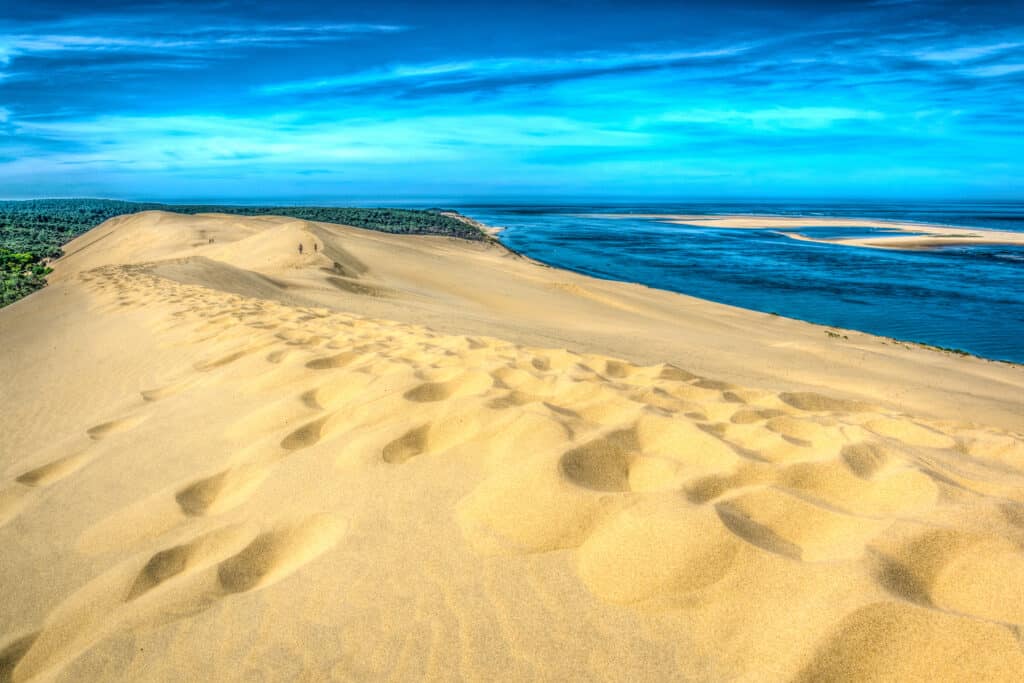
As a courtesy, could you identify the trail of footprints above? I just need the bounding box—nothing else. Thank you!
[3,262,1024,679]
[0,412,152,529]
[5,514,346,682]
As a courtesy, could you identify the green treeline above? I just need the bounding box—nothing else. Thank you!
[1,247,53,307]
[0,199,487,307]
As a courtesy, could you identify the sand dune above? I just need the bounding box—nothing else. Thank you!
[1,211,1023,681]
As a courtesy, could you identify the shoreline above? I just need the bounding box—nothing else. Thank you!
[504,246,1021,366]
[441,210,505,237]
[483,214,1022,367]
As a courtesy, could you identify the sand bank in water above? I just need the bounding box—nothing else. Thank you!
[1,211,1023,681]
[586,213,1024,251]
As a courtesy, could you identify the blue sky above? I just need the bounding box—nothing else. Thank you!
[1,0,1023,201]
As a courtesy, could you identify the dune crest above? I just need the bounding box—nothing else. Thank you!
[2,211,1023,680]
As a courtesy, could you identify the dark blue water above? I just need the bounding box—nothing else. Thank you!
[457,203,1024,364]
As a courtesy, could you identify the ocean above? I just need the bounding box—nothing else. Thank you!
[455,202,1024,364]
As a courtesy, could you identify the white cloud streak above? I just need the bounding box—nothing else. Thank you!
[8,110,647,173]
[965,62,1024,78]
[0,23,407,65]
[647,107,884,130]
[258,47,750,95]
[915,41,1022,63]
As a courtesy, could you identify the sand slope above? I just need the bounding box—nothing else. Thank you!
[1,211,1023,681]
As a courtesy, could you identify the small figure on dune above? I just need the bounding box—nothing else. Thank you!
[314,243,318,253]
[298,243,304,255]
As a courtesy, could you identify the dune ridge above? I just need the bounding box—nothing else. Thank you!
[1,211,1023,681]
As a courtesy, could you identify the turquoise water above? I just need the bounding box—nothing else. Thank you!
[457,203,1024,364]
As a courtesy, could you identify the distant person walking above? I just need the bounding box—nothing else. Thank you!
[313,243,318,253]
[298,243,304,255]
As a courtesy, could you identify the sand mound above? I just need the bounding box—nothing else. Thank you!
[2,211,1023,681]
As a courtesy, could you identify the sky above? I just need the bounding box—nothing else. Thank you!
[1,0,1023,202]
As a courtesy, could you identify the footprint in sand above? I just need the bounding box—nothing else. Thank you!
[175,463,272,517]
[714,487,891,562]
[125,524,256,601]
[0,632,39,683]
[193,347,255,372]
[869,524,1024,624]
[683,464,774,504]
[559,415,740,494]
[15,451,93,487]
[729,408,787,424]
[839,441,894,478]
[86,414,148,441]
[225,396,322,442]
[299,389,323,410]
[794,602,1024,681]
[602,360,636,379]
[657,364,699,382]
[381,409,487,465]
[216,514,345,593]
[280,414,333,451]
[140,377,196,402]
[0,442,96,527]
[558,429,641,492]
[266,349,294,364]
[78,449,277,555]
[402,370,493,403]
[382,425,430,464]
[528,349,579,373]
[15,516,345,682]
[305,351,362,370]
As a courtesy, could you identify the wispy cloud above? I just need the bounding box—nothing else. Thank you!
[648,107,885,131]
[0,23,407,65]
[9,109,648,175]
[915,41,1022,63]
[258,47,750,95]
[965,62,1024,78]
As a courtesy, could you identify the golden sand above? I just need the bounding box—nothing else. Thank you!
[1,211,1023,681]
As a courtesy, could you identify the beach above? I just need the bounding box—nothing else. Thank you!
[2,211,1024,681]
